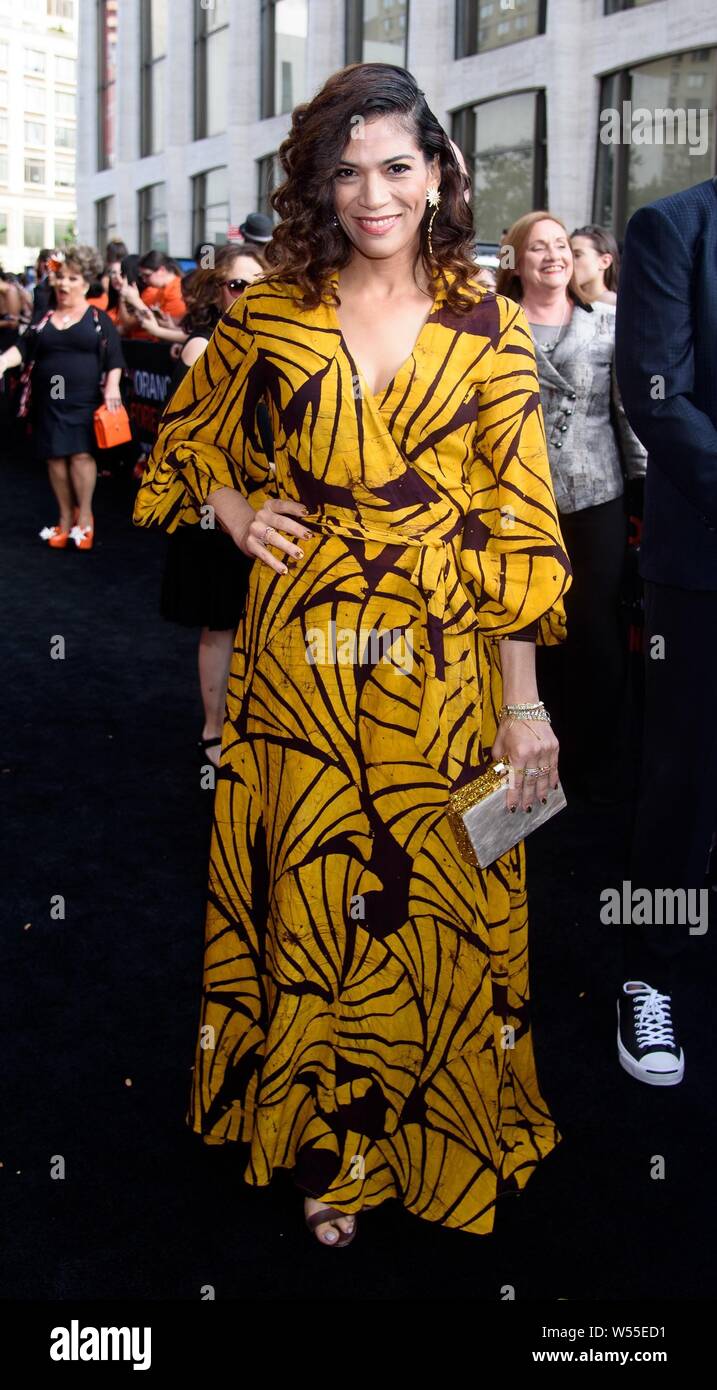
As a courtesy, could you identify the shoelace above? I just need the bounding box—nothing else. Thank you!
[632,988,676,1048]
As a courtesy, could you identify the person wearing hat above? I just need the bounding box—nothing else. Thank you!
[238,212,274,247]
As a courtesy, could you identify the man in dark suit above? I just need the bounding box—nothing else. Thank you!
[614,177,717,1086]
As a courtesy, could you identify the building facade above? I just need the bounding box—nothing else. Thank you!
[0,0,77,271]
[76,0,717,257]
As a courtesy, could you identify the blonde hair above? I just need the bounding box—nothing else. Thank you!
[495,211,584,303]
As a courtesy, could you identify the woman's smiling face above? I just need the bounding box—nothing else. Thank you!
[332,115,439,261]
[518,219,573,294]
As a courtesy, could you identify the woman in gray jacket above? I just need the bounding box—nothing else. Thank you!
[497,211,646,801]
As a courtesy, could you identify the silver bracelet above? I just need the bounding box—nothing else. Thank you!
[499,702,551,722]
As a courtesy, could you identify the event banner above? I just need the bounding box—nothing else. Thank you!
[122,340,176,448]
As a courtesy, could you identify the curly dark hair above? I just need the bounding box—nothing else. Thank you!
[264,63,477,314]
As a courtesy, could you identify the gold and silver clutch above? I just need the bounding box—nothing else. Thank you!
[447,760,567,869]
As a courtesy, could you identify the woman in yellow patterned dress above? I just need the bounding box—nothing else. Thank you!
[134,64,571,1247]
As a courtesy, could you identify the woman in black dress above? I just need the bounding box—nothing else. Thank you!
[158,244,271,765]
[0,245,124,550]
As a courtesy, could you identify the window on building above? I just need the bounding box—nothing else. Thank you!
[97,0,118,170]
[0,79,7,104]
[55,123,76,148]
[261,0,308,119]
[594,49,716,234]
[194,0,229,140]
[95,193,117,250]
[452,90,547,243]
[48,0,76,18]
[55,161,73,187]
[140,0,167,157]
[454,0,545,58]
[56,56,76,83]
[24,49,46,75]
[25,84,47,111]
[24,215,46,248]
[55,89,75,116]
[0,210,7,242]
[0,116,7,141]
[0,43,8,68]
[346,0,408,64]
[24,157,46,184]
[0,159,8,184]
[138,181,167,251]
[256,152,281,219]
[54,216,74,244]
[192,166,230,248]
[24,120,46,145]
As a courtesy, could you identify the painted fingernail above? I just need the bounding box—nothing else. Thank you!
[510,805,516,813]
[302,530,311,539]
[297,549,304,557]
[526,805,532,812]
[541,797,547,805]
[281,565,288,574]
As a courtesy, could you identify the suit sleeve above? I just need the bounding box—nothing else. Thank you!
[459,298,572,645]
[611,360,646,481]
[133,298,273,531]
[615,203,717,526]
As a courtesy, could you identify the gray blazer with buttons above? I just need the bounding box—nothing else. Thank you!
[529,300,647,515]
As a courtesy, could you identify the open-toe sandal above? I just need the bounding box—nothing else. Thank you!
[305,1206,358,1248]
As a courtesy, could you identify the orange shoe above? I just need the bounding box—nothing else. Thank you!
[69,517,94,550]
[39,524,70,549]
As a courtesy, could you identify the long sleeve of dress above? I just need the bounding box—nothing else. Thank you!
[133,298,273,531]
[459,298,572,645]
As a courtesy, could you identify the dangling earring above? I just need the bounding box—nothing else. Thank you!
[426,186,441,257]
[331,215,339,227]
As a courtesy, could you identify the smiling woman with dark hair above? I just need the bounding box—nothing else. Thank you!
[135,62,570,1250]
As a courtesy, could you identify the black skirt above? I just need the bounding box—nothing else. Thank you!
[160,524,253,631]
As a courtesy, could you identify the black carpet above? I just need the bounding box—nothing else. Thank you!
[2,452,714,1302]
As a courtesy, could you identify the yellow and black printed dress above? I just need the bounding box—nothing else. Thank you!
[134,273,572,1235]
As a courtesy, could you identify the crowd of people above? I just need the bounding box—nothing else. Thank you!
[2,60,714,1251]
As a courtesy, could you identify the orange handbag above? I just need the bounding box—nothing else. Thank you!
[94,402,133,449]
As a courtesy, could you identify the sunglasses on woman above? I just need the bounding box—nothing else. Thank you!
[225,278,250,295]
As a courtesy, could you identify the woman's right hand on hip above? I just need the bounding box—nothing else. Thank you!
[208,488,313,575]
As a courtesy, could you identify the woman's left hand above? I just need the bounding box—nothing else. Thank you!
[492,716,560,812]
[103,387,122,413]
